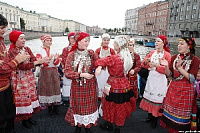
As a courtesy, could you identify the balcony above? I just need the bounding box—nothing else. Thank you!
[175,4,179,8]
[174,12,178,16]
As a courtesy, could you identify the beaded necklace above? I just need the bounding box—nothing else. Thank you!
[172,54,192,81]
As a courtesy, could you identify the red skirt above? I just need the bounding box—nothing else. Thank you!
[101,90,136,126]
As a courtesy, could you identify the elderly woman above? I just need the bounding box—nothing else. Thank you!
[8,30,49,129]
[64,32,99,133]
[95,35,136,133]
[160,37,200,132]
[36,35,62,116]
[139,35,171,129]
[95,33,115,99]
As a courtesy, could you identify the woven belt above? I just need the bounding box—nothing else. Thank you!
[110,87,131,93]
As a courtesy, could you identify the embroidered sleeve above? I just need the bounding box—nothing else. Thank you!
[141,50,155,69]
[133,53,141,74]
[95,55,115,67]
[61,47,68,68]
[64,52,79,79]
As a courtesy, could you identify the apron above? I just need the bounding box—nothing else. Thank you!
[62,76,72,97]
[143,51,168,103]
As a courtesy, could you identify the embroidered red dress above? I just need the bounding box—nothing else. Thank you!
[127,52,141,99]
[8,46,40,122]
[160,54,200,131]
[64,49,99,128]
[95,54,136,126]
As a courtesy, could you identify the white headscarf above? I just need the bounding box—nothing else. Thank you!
[114,35,133,75]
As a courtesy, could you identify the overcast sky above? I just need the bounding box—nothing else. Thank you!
[1,0,164,29]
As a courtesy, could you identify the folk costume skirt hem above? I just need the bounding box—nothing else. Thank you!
[102,90,136,126]
[139,98,163,117]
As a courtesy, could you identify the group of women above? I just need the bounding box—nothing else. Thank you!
[61,31,200,133]
[0,13,200,133]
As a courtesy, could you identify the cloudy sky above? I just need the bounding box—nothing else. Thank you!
[1,0,164,29]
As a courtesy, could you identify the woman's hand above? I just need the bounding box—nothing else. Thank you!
[129,69,135,75]
[0,60,4,67]
[49,54,54,60]
[102,88,110,96]
[144,58,150,65]
[80,73,94,79]
[15,53,30,63]
[160,58,168,67]
[176,56,183,69]
[95,66,102,76]
[149,61,157,68]
[54,53,60,60]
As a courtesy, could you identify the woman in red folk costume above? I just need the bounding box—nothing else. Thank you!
[95,35,136,133]
[64,32,99,133]
[36,35,62,116]
[160,37,200,132]
[95,33,115,99]
[61,32,76,106]
[139,35,171,129]
[127,38,141,100]
[8,30,49,129]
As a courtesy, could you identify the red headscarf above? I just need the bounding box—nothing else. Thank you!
[9,30,24,51]
[157,35,170,53]
[68,32,75,40]
[70,31,90,51]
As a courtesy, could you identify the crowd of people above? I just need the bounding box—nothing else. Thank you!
[1,14,200,133]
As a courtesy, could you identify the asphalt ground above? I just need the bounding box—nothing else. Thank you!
[14,99,168,133]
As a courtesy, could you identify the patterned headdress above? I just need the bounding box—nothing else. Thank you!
[179,37,196,49]
[74,31,90,42]
[40,34,52,42]
[70,31,90,51]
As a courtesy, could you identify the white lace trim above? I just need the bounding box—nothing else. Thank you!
[16,100,40,114]
[38,95,61,103]
[74,109,99,126]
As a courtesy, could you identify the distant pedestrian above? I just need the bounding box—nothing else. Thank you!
[95,35,136,133]
[0,14,30,133]
[160,37,200,132]
[8,30,49,129]
[95,33,115,100]
[139,35,171,129]
[127,38,141,100]
[36,35,62,116]
[64,31,99,133]
[61,32,76,107]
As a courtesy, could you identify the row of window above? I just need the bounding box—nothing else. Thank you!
[171,13,200,21]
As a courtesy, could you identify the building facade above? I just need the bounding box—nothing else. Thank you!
[168,0,200,37]
[125,7,144,35]
[137,1,169,36]
[0,1,87,33]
